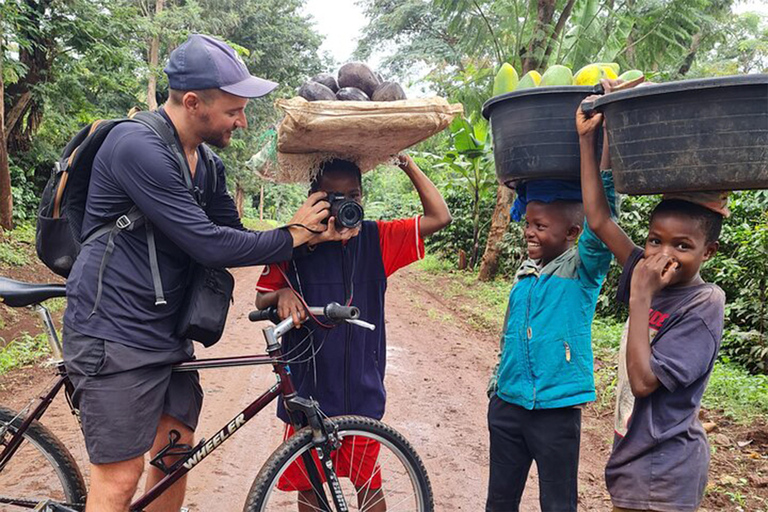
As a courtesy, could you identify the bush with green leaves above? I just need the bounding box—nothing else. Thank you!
[424,186,496,263]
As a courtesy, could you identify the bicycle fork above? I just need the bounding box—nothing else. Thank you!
[285,396,348,512]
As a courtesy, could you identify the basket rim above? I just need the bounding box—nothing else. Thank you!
[592,73,768,109]
[482,86,596,119]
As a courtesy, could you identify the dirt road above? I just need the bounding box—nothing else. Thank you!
[1,266,615,511]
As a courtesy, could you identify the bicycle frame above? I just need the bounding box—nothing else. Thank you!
[0,306,341,512]
[132,340,296,509]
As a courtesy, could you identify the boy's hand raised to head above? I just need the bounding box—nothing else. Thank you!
[577,78,637,138]
[630,254,680,299]
[396,152,452,237]
[599,78,625,94]
[397,153,416,171]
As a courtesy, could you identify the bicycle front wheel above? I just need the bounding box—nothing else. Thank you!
[0,406,87,511]
[244,415,433,512]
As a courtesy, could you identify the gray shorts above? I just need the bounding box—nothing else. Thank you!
[62,325,203,464]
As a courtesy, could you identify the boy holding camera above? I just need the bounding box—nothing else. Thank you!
[255,154,450,510]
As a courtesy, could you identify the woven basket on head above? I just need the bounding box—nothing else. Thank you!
[254,97,463,183]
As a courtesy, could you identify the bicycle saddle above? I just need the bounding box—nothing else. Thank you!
[0,277,66,307]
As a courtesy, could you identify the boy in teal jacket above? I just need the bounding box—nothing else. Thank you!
[486,173,616,512]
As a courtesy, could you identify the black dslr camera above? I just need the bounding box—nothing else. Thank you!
[326,192,364,229]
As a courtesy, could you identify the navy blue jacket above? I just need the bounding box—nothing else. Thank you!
[278,221,387,423]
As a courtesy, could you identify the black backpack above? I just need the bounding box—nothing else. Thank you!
[36,111,216,307]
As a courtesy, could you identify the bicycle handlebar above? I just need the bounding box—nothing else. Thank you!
[248,302,362,325]
[323,303,359,321]
[248,308,281,323]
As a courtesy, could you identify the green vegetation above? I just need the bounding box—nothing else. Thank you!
[705,362,768,423]
[241,217,280,231]
[0,333,51,375]
[2,0,767,412]
[0,223,35,267]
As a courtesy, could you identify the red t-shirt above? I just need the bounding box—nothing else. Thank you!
[256,217,425,292]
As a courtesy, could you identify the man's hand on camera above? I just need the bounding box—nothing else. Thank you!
[287,192,330,247]
[311,218,361,245]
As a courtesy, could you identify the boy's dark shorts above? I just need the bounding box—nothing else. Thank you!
[62,325,203,465]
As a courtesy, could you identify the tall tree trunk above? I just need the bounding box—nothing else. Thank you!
[522,0,556,72]
[478,185,514,281]
[235,182,245,218]
[5,91,31,136]
[0,45,13,231]
[7,0,54,155]
[624,0,638,68]
[541,0,578,66]
[147,0,164,110]
[259,184,264,220]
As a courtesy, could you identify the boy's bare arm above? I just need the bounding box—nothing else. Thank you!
[256,289,306,327]
[625,254,678,397]
[255,290,278,309]
[398,154,452,237]
[577,97,636,267]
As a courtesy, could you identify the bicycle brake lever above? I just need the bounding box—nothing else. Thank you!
[347,319,376,331]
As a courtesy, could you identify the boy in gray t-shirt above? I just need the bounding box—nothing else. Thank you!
[577,89,727,512]
[608,247,725,511]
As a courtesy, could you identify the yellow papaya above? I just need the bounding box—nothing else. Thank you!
[516,70,542,90]
[597,62,620,75]
[573,64,604,86]
[601,66,618,80]
[540,65,572,86]
[493,63,519,96]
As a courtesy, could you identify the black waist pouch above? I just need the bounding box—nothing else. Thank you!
[176,265,235,347]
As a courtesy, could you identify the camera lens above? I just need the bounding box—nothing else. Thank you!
[335,201,364,229]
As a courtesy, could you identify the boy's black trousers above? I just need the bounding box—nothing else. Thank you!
[486,394,582,512]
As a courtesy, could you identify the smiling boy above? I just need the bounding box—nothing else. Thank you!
[486,174,617,511]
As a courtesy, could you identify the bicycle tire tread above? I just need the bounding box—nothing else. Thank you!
[0,405,87,509]
[243,415,433,512]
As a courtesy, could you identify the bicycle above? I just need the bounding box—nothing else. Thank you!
[0,277,434,511]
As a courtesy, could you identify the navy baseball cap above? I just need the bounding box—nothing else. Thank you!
[164,34,278,98]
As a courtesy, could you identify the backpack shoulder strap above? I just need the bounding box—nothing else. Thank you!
[130,111,195,194]
[199,144,218,201]
[84,112,179,314]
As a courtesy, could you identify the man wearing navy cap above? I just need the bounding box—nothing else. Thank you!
[62,35,349,512]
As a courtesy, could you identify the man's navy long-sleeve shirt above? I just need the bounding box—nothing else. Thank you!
[64,112,293,351]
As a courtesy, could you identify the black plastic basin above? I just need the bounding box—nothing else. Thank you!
[592,74,768,194]
[482,86,601,187]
